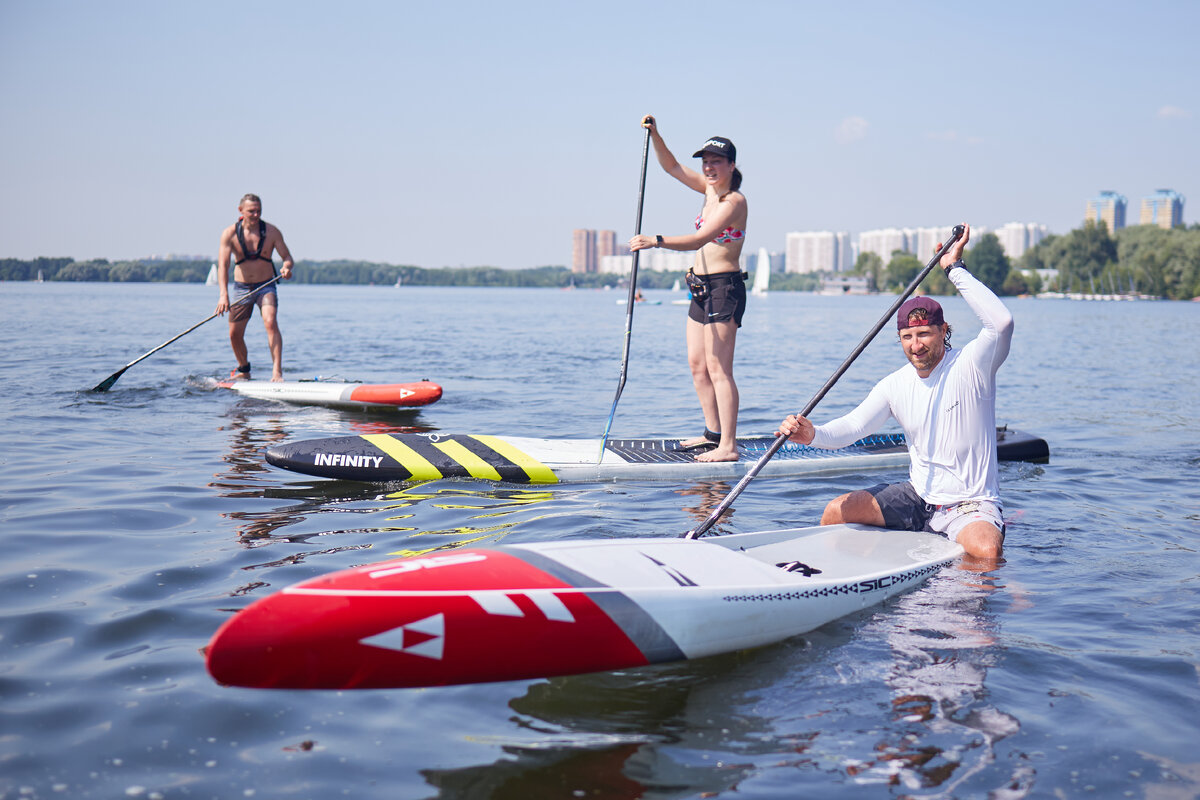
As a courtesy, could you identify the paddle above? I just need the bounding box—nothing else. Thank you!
[683,225,965,539]
[597,121,653,461]
[91,274,282,392]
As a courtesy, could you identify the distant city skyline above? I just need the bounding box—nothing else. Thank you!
[577,181,1188,275]
[583,218,1054,275]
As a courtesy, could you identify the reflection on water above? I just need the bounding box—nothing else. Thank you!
[675,480,737,531]
[422,743,650,799]
[420,566,1032,798]
[211,409,440,542]
[343,416,436,436]
[211,409,292,490]
[377,483,558,556]
[844,568,1030,794]
[422,658,762,799]
[208,407,570,581]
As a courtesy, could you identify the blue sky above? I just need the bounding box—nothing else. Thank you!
[1,0,1195,268]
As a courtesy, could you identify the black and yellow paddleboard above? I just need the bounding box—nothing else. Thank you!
[264,428,1048,484]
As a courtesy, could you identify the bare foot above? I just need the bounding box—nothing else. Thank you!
[271,372,284,382]
[679,435,711,449]
[694,445,739,462]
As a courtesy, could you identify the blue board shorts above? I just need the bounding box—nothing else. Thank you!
[229,280,278,324]
[866,481,1006,543]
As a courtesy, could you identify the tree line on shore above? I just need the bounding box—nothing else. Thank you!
[5,222,1198,299]
[856,222,1200,300]
[0,257,823,292]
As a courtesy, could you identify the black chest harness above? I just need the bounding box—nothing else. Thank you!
[234,219,270,265]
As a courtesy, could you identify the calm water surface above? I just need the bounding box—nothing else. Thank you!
[1,282,1197,799]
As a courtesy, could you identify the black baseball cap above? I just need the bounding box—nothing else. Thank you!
[692,136,736,162]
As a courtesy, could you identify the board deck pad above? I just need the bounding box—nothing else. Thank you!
[265,427,1048,484]
[602,433,908,463]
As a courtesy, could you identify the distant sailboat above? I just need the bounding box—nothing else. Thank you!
[751,247,770,296]
[206,264,218,286]
[36,269,44,283]
[669,276,692,305]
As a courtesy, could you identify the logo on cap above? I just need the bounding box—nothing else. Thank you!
[896,297,945,330]
[692,136,736,162]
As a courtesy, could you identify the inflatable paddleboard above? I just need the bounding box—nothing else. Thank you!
[264,427,1048,484]
[205,524,963,690]
[217,378,442,410]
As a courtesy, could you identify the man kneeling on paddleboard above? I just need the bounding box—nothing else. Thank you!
[777,224,1014,561]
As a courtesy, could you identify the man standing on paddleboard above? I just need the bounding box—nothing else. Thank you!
[777,224,1014,561]
[215,193,294,382]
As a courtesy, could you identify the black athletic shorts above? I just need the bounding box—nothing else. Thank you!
[688,271,747,327]
[866,481,1007,541]
[866,481,935,532]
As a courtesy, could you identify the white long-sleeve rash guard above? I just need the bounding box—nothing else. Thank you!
[810,268,1014,505]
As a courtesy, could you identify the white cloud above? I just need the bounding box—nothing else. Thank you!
[1157,105,1190,120]
[835,116,868,144]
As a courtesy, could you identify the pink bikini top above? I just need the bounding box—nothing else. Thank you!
[695,214,745,244]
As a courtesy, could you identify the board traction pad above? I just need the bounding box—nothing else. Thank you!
[601,432,908,463]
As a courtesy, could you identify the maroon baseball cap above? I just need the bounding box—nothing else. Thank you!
[896,296,944,330]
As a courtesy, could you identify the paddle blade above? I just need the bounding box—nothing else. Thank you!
[92,368,126,392]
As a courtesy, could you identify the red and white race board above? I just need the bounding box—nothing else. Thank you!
[205,524,963,690]
[216,378,442,410]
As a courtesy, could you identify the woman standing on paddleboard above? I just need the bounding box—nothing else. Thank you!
[630,115,748,463]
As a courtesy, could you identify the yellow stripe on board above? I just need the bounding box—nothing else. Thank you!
[361,434,443,480]
[469,435,559,484]
[431,439,503,481]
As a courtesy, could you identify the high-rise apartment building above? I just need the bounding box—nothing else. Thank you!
[834,232,854,272]
[911,226,957,262]
[574,229,625,273]
[857,228,912,264]
[596,230,617,261]
[600,249,695,275]
[995,223,1049,259]
[1139,189,1185,229]
[572,229,597,273]
[1085,191,1126,232]
[785,231,853,273]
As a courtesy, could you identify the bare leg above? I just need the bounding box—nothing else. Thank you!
[680,318,721,448]
[694,321,739,463]
[824,492,1004,561]
[261,301,284,381]
[955,520,1004,561]
[820,490,886,526]
[229,318,251,379]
